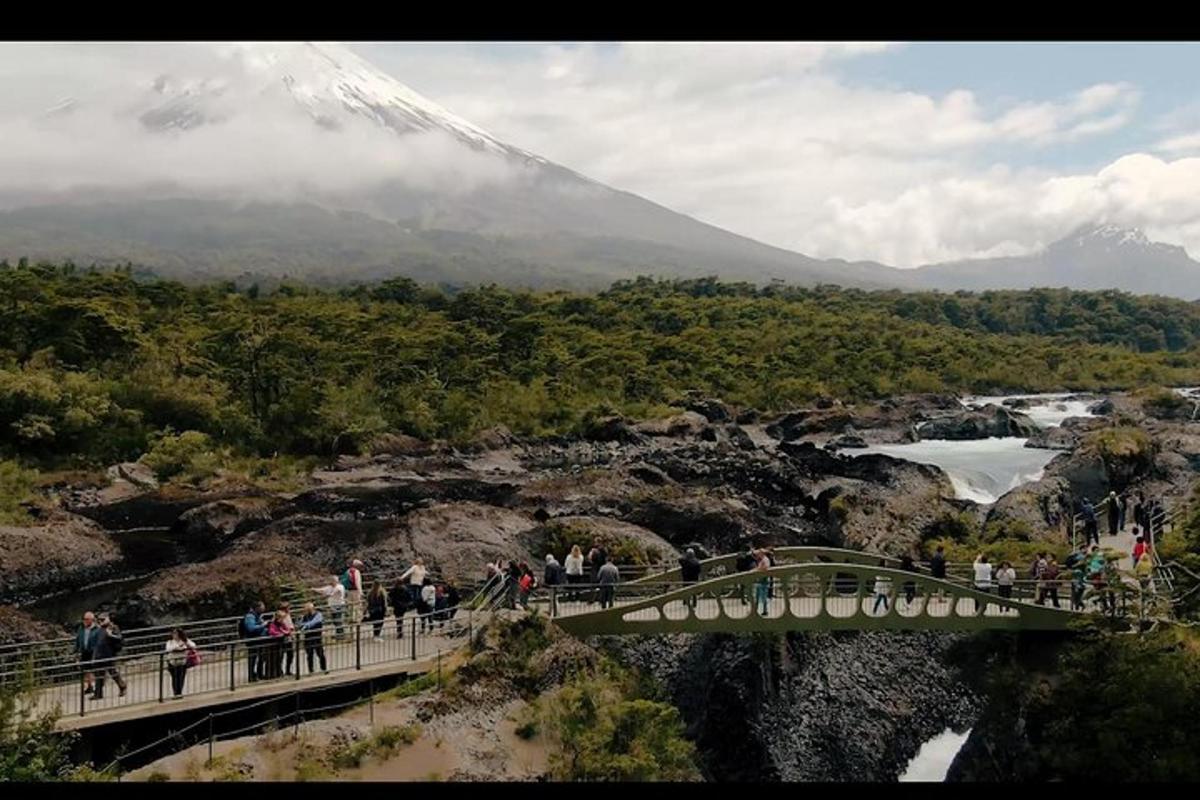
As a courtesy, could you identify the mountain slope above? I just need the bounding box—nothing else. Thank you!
[906,223,1200,299]
[0,42,899,289]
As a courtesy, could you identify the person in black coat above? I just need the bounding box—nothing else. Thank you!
[389,580,411,638]
[679,548,703,608]
[91,614,127,700]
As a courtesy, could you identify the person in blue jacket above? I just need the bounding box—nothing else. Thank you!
[74,611,100,695]
[240,601,267,683]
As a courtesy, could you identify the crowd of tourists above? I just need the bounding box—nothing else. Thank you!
[1074,489,1163,546]
[68,557,465,701]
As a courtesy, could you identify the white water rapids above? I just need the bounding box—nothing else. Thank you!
[898,728,972,782]
[848,393,1097,504]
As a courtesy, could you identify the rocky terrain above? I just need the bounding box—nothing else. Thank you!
[4,389,1198,781]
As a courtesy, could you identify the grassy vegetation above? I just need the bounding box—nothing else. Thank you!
[0,459,39,525]
[459,615,699,781]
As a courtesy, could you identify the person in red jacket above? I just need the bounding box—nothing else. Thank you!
[1132,535,1148,566]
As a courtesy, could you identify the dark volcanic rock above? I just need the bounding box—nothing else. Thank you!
[915,404,1037,440]
[604,630,980,782]
[687,398,732,423]
[1024,426,1078,451]
[0,514,123,604]
[176,496,279,556]
[583,415,646,444]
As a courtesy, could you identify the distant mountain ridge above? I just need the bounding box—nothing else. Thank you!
[902,223,1200,299]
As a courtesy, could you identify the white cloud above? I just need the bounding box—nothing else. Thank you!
[357,43,1165,264]
[2,42,1195,269]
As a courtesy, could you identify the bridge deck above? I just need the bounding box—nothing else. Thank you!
[25,618,474,731]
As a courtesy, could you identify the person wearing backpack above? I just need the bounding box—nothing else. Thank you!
[735,547,756,606]
[91,613,127,700]
[241,601,267,682]
[341,559,365,628]
[164,627,198,698]
[74,611,100,696]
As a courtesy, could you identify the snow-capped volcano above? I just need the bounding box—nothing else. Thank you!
[121,42,541,163]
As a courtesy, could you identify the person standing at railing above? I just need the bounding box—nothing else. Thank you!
[564,546,585,602]
[1106,491,1120,537]
[1070,561,1087,611]
[871,560,891,615]
[399,558,428,608]
[899,554,918,606]
[299,602,327,674]
[367,584,388,640]
[240,601,268,682]
[504,561,521,609]
[972,555,993,614]
[277,602,297,676]
[265,608,289,679]
[1082,499,1099,546]
[1040,557,1062,608]
[388,578,412,639]
[1031,553,1048,603]
[342,559,365,628]
[1132,535,1148,567]
[74,611,100,697]
[91,613,127,700]
[929,545,948,602]
[316,577,346,641]
[164,628,198,698]
[598,556,620,610]
[419,578,437,632]
[518,564,536,609]
[995,561,1016,600]
[1118,490,1129,532]
[544,554,563,590]
[1134,491,1147,534]
[679,549,702,609]
[587,541,609,585]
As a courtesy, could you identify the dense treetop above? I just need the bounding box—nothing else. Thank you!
[2,263,1199,468]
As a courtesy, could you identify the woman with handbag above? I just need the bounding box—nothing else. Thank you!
[164,627,199,698]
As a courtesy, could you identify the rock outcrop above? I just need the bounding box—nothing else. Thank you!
[0,513,122,603]
[915,404,1037,441]
[606,629,980,781]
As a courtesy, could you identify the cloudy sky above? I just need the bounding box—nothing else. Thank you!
[353,42,1200,266]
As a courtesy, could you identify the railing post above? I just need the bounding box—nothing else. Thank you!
[158,652,165,703]
[550,586,557,618]
[295,636,301,681]
[410,617,417,661]
[355,621,361,671]
[80,668,86,717]
[207,714,214,765]
[369,679,374,727]
[230,642,236,692]
[294,692,301,737]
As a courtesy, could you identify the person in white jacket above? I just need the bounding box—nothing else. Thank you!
[564,545,585,601]
[973,555,994,614]
[164,627,198,698]
[400,558,428,606]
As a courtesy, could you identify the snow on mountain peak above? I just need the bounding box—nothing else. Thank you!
[119,42,542,162]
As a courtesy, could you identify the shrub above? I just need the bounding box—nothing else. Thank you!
[536,521,667,567]
[0,459,38,525]
[139,429,220,482]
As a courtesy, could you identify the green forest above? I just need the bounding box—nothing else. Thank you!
[3,262,1200,473]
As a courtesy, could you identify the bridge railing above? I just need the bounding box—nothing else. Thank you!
[546,563,1149,635]
[534,570,1143,620]
[3,603,478,721]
